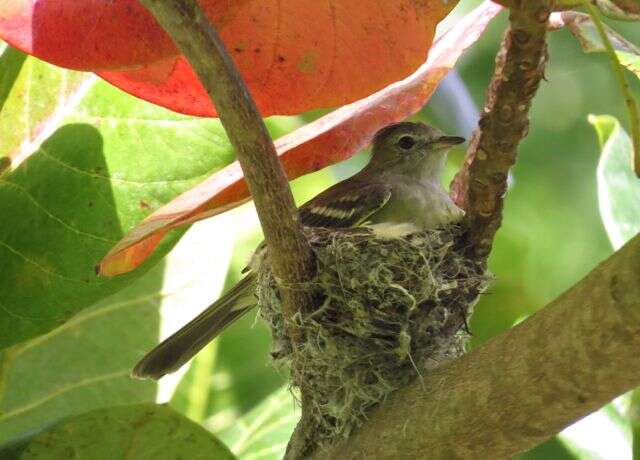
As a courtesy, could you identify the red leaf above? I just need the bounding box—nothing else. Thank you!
[1,0,455,117]
[98,1,503,277]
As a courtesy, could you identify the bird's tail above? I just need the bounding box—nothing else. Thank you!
[132,273,258,380]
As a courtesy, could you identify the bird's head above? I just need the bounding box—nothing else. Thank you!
[368,122,465,178]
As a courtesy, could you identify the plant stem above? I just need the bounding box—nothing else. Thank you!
[136,0,316,347]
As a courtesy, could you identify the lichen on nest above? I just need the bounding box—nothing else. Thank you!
[257,224,490,448]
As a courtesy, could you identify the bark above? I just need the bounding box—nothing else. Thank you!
[451,3,549,259]
[317,234,640,459]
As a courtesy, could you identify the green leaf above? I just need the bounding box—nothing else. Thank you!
[520,437,578,460]
[2,403,235,460]
[218,386,300,460]
[0,209,238,447]
[562,11,640,78]
[0,44,26,117]
[0,44,298,348]
[0,260,162,447]
[590,114,640,249]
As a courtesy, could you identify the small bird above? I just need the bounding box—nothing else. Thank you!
[132,122,465,379]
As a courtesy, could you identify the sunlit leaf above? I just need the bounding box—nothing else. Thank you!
[590,114,640,248]
[0,0,457,117]
[218,386,300,460]
[2,403,235,459]
[98,0,503,276]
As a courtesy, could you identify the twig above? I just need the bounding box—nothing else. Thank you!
[316,233,640,459]
[451,3,549,259]
[136,1,316,339]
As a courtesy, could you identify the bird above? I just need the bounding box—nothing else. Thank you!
[132,121,465,380]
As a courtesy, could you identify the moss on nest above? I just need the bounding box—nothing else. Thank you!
[257,225,490,449]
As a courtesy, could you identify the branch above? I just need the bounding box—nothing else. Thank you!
[137,1,316,338]
[451,2,549,259]
[317,233,640,459]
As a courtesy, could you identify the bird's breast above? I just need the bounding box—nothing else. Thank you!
[368,181,463,230]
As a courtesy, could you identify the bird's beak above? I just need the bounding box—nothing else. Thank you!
[434,135,465,148]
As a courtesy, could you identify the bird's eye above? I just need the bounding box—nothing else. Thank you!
[397,135,416,150]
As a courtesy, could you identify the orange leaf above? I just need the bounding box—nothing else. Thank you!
[1,0,457,117]
[98,1,503,277]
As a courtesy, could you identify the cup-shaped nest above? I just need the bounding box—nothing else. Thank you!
[258,225,490,449]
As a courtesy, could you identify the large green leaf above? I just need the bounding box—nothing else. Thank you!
[3,403,235,460]
[591,114,640,248]
[0,259,162,447]
[0,210,240,448]
[218,386,300,460]
[0,43,294,348]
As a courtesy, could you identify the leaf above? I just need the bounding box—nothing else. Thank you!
[0,45,289,347]
[0,209,237,447]
[0,43,91,166]
[3,403,235,460]
[1,0,456,117]
[590,115,640,249]
[559,12,640,77]
[559,10,640,176]
[520,438,578,459]
[218,386,300,460]
[98,0,503,276]
[0,261,162,447]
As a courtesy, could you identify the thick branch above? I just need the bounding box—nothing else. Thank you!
[451,3,549,259]
[317,234,640,460]
[137,1,315,335]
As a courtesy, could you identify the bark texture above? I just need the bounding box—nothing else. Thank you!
[451,3,549,259]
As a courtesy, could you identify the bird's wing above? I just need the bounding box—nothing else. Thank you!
[299,182,392,228]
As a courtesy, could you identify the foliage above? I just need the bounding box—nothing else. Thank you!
[2,403,234,460]
[0,0,639,458]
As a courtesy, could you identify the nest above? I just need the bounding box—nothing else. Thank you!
[257,225,490,450]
